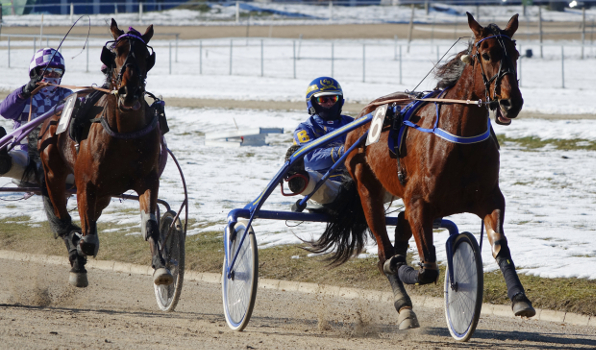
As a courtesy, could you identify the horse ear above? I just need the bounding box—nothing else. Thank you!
[466,12,484,39]
[142,25,154,45]
[503,14,519,37]
[110,18,124,40]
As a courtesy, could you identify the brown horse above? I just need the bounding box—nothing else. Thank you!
[38,19,172,288]
[308,13,535,329]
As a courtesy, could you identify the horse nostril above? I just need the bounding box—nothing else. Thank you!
[499,99,511,111]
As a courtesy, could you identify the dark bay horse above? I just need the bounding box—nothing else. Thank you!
[308,13,535,329]
[38,19,172,288]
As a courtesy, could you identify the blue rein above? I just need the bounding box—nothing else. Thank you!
[402,88,491,145]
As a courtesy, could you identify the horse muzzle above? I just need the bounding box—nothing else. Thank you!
[495,97,523,126]
[117,86,143,111]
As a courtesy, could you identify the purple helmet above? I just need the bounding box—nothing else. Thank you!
[29,48,65,77]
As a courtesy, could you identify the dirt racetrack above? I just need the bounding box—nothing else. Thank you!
[1,253,595,349]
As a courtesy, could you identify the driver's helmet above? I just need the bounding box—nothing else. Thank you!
[29,48,66,78]
[305,77,344,115]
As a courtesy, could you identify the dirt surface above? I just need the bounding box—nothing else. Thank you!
[1,257,595,349]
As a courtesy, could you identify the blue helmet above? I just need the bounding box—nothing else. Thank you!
[305,77,344,115]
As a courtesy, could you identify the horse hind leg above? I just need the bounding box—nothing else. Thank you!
[350,165,419,330]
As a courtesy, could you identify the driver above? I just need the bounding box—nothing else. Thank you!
[0,48,73,184]
[285,77,353,205]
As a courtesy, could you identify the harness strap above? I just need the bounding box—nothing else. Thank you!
[97,113,159,139]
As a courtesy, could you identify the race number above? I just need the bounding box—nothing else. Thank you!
[365,104,388,146]
[56,93,79,135]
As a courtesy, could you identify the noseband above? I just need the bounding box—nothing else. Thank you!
[472,29,517,109]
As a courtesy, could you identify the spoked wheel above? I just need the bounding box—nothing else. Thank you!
[222,220,258,331]
[154,210,185,312]
[444,231,483,342]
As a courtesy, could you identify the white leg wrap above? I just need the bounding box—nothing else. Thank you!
[141,211,158,240]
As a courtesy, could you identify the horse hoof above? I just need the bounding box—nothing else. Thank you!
[512,293,536,318]
[153,268,173,286]
[397,308,420,330]
[69,272,89,288]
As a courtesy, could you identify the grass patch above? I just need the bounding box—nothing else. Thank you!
[497,135,596,151]
[2,219,596,316]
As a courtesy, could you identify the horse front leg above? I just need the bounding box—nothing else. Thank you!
[138,179,173,285]
[483,190,536,317]
[350,159,418,330]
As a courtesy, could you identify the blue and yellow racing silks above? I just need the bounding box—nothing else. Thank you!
[292,114,354,179]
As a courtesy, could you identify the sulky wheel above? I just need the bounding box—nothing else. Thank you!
[222,220,258,331]
[444,231,483,342]
[154,210,185,312]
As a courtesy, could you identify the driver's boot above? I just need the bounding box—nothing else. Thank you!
[284,145,309,194]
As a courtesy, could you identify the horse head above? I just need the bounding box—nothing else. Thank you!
[102,18,155,111]
[466,12,522,125]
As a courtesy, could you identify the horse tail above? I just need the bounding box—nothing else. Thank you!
[304,175,370,266]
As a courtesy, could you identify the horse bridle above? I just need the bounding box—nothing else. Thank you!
[472,28,517,110]
[100,32,155,97]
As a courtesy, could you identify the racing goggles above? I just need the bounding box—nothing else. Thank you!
[40,67,64,77]
[315,95,340,104]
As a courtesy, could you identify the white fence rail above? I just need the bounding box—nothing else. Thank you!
[0,36,594,90]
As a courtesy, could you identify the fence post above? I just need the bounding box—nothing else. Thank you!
[236,2,239,23]
[70,3,73,23]
[169,42,172,75]
[399,44,402,84]
[328,1,332,21]
[33,38,36,54]
[581,8,585,59]
[7,37,10,68]
[199,40,202,75]
[229,39,233,75]
[561,46,565,89]
[139,2,143,22]
[539,6,543,58]
[394,35,397,60]
[260,39,264,77]
[293,40,296,79]
[331,42,334,77]
[86,42,89,72]
[362,43,365,83]
[407,4,414,53]
[176,34,179,63]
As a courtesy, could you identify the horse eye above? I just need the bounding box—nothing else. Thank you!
[482,53,490,61]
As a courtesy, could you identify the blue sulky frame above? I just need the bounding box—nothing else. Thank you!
[223,110,470,289]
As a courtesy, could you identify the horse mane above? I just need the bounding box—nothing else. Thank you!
[434,44,470,89]
[434,23,506,89]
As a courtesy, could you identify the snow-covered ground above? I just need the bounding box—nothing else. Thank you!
[0,6,595,280]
